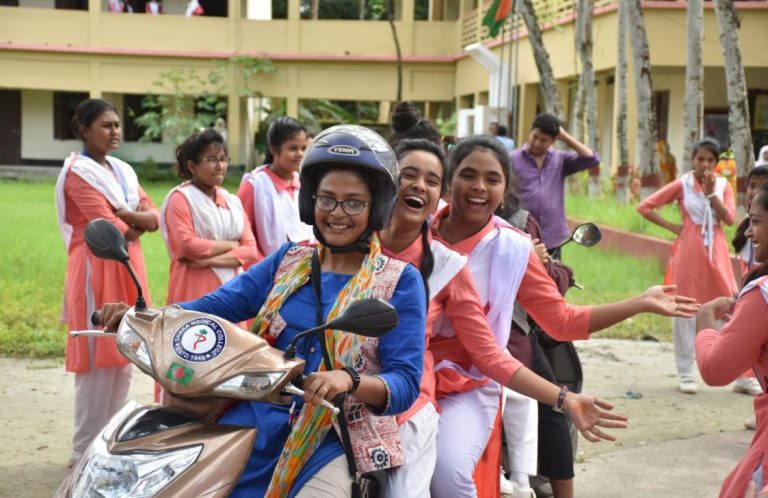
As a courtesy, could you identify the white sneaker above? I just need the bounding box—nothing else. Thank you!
[678,377,698,394]
[500,471,537,497]
[500,472,516,495]
[745,414,757,430]
[733,377,762,396]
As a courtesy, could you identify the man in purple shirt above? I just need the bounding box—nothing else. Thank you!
[509,113,600,253]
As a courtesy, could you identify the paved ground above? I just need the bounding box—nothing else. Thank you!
[0,338,757,497]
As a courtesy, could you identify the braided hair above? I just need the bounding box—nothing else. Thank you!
[393,138,446,303]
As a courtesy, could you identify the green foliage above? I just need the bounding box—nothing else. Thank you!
[253,98,377,151]
[133,157,176,183]
[564,244,672,341]
[135,57,274,146]
[435,112,458,137]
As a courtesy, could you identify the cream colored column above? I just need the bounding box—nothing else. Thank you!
[287,96,299,120]
[401,0,415,21]
[516,83,537,146]
[228,93,243,165]
[88,0,100,48]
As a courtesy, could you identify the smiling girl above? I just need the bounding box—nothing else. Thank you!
[431,135,697,497]
[238,117,314,257]
[378,139,630,498]
[696,183,768,497]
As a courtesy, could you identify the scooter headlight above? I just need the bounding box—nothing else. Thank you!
[116,325,152,375]
[72,436,201,498]
[211,372,285,398]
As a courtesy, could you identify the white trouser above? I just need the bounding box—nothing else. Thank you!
[431,382,501,498]
[295,454,352,498]
[72,363,132,459]
[674,316,723,379]
[384,403,440,498]
[501,387,538,476]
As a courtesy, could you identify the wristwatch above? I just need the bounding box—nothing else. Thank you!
[341,367,361,394]
[552,385,569,413]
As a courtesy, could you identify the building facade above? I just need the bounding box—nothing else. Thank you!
[0,0,766,173]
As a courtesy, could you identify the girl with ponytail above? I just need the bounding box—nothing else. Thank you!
[237,117,314,257]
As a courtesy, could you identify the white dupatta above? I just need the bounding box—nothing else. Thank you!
[241,166,313,256]
[681,171,727,261]
[160,183,245,285]
[55,153,140,251]
[434,216,532,380]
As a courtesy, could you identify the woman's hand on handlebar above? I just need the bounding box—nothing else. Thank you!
[303,371,353,408]
[564,392,628,443]
[641,285,700,318]
[100,302,131,332]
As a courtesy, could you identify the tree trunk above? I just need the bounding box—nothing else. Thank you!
[385,0,403,102]
[576,0,600,196]
[311,0,319,19]
[682,0,703,173]
[626,0,659,199]
[519,0,563,118]
[713,0,755,209]
[360,0,365,20]
[615,0,630,203]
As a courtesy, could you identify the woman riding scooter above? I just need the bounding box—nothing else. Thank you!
[100,125,426,497]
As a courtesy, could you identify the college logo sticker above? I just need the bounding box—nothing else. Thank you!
[172,317,227,363]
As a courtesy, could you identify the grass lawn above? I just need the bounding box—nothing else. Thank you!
[1,178,672,358]
[563,243,672,341]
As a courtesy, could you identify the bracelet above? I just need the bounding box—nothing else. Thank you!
[553,385,569,413]
[706,192,717,199]
[341,367,361,394]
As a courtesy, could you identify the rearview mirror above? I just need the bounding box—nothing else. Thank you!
[324,299,399,338]
[85,219,129,262]
[283,299,400,360]
[570,223,601,248]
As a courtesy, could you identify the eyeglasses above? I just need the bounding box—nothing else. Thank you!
[313,195,369,215]
[198,156,231,165]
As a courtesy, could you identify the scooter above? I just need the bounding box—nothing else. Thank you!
[55,219,399,498]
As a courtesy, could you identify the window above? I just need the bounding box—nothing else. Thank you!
[53,91,88,140]
[123,94,160,143]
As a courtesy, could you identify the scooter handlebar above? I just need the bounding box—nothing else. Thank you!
[281,381,340,415]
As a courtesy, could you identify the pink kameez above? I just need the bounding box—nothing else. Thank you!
[163,187,259,305]
[696,276,768,497]
[638,176,738,303]
[62,173,156,374]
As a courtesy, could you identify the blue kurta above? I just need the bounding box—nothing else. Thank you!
[178,242,426,497]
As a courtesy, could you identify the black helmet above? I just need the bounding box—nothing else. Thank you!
[299,125,398,251]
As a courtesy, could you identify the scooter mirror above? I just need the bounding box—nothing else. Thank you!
[325,299,399,338]
[85,219,130,262]
[570,223,602,248]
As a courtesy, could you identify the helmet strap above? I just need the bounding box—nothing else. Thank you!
[312,226,372,254]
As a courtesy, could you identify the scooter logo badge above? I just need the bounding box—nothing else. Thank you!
[172,317,227,363]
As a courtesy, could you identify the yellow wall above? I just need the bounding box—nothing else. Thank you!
[3,2,768,165]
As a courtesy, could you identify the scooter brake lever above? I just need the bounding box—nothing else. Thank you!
[69,330,117,338]
[281,383,340,415]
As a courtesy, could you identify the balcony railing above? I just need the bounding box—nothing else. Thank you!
[460,0,616,47]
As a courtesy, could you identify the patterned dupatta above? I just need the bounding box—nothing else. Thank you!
[250,236,383,497]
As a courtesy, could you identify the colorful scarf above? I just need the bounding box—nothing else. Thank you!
[251,236,382,497]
